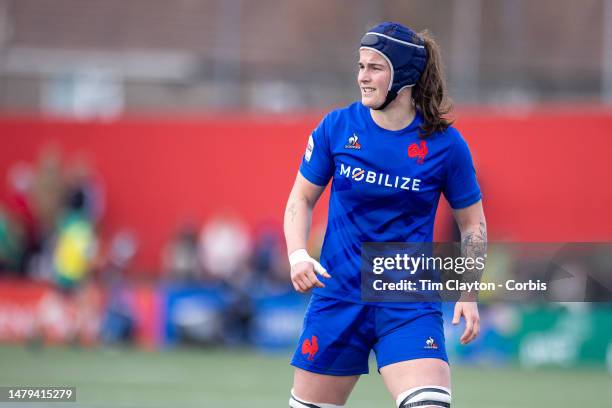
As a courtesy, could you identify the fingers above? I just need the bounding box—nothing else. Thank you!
[459,308,480,345]
[461,318,480,344]
[452,303,462,325]
[460,316,474,345]
[304,269,325,289]
[291,262,326,293]
[292,277,308,293]
[312,261,331,279]
[454,302,480,344]
[471,318,480,343]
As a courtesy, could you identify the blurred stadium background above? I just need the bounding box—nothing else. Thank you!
[0,1,611,407]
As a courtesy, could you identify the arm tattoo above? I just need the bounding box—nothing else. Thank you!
[460,217,487,288]
[287,202,297,222]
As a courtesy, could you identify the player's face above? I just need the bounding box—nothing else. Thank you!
[358,49,391,108]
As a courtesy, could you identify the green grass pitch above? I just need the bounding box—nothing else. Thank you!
[0,344,610,407]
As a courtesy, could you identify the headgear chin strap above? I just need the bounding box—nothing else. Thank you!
[360,22,428,110]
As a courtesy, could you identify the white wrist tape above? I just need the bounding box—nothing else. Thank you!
[289,249,328,277]
[289,249,311,267]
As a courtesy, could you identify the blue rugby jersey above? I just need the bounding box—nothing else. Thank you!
[299,102,481,306]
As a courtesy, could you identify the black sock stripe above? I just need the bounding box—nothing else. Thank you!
[402,401,450,408]
[399,388,451,408]
[290,395,322,408]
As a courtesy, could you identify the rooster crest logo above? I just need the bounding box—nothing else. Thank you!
[424,336,438,350]
[408,140,428,164]
[301,335,319,361]
[345,133,361,149]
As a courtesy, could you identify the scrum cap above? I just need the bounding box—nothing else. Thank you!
[360,22,427,110]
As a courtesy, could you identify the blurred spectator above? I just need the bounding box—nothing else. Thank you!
[101,230,138,280]
[31,146,65,241]
[64,156,105,225]
[199,214,253,345]
[199,214,251,281]
[52,157,101,291]
[34,209,99,346]
[24,147,65,281]
[162,222,202,282]
[4,162,35,274]
[99,230,138,345]
[251,221,292,294]
[14,149,105,283]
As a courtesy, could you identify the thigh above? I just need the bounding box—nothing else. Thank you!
[374,308,448,371]
[292,367,359,405]
[374,308,450,403]
[291,295,374,376]
[379,358,450,401]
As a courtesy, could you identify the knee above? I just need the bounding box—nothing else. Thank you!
[290,389,346,408]
[396,386,451,408]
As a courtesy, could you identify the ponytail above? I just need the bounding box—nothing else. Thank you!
[413,30,454,138]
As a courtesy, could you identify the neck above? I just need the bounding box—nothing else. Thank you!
[370,89,416,131]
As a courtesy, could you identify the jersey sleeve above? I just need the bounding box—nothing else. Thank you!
[298,116,334,186]
[443,131,482,209]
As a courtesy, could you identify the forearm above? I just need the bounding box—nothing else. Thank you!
[460,216,487,259]
[459,216,487,297]
[284,194,314,255]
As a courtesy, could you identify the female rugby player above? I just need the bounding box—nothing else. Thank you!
[284,22,486,408]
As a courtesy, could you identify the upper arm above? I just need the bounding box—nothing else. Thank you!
[298,116,334,187]
[443,131,482,210]
[452,200,486,235]
[289,171,326,207]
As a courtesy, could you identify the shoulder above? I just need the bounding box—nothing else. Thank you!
[434,125,477,173]
[321,101,363,127]
[430,125,472,154]
[315,102,363,144]
[437,125,463,144]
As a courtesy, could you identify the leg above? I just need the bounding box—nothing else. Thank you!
[374,309,451,407]
[290,295,374,407]
[290,367,359,407]
[380,359,451,407]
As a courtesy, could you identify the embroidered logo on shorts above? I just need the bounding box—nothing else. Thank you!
[424,336,439,350]
[301,335,319,361]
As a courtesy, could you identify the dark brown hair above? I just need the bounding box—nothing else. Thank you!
[413,30,454,138]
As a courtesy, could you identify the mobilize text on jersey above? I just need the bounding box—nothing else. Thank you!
[338,162,422,191]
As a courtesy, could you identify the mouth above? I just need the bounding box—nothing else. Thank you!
[361,87,376,96]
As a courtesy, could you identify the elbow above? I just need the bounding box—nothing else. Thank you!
[288,189,315,210]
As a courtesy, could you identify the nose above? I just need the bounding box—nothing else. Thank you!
[358,68,370,84]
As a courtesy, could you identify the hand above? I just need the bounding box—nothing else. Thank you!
[452,300,480,345]
[288,249,331,293]
[291,262,328,293]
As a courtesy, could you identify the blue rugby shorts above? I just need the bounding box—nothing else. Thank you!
[291,294,447,376]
